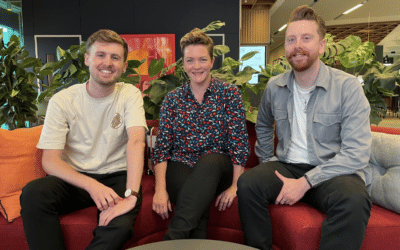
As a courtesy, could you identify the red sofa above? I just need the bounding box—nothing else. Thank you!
[1,122,399,250]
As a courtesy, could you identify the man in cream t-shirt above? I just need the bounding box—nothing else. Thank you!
[20,29,147,250]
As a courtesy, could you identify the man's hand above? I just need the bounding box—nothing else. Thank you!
[215,185,237,211]
[152,189,172,220]
[86,180,122,211]
[275,171,311,206]
[99,196,137,226]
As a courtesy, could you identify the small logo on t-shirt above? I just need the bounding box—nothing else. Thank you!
[111,113,122,129]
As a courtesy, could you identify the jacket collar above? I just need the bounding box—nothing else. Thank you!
[277,61,329,91]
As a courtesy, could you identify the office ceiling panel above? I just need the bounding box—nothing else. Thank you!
[265,0,400,50]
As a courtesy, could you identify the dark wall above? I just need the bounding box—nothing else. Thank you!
[0,8,19,31]
[375,45,383,63]
[22,0,240,68]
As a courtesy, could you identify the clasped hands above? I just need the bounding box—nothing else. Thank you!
[87,181,137,226]
[274,170,311,206]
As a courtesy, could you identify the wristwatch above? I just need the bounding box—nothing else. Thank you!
[124,189,139,198]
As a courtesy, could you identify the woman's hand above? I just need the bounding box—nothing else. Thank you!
[152,189,172,220]
[215,185,237,211]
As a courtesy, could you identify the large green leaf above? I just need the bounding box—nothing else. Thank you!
[21,57,40,68]
[10,89,19,97]
[240,51,258,62]
[148,58,165,78]
[57,46,73,61]
[222,57,241,70]
[120,75,141,85]
[128,58,146,69]
[147,74,181,104]
[202,21,225,33]
[213,45,230,57]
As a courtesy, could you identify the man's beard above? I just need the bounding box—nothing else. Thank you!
[287,48,318,72]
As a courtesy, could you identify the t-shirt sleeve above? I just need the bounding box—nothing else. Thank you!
[124,85,148,131]
[37,95,69,150]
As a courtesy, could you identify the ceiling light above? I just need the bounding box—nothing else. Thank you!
[6,1,12,11]
[343,4,363,14]
[278,24,287,32]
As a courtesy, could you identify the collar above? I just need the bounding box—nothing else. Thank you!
[277,61,329,91]
[182,76,217,97]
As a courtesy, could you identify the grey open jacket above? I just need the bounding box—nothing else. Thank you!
[255,61,372,187]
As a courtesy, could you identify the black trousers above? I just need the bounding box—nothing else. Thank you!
[20,171,142,250]
[237,161,372,250]
[164,153,233,240]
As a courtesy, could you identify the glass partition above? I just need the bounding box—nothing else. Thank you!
[0,0,23,45]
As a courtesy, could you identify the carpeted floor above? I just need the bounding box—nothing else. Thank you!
[377,116,400,128]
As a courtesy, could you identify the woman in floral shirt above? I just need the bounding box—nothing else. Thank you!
[152,28,250,240]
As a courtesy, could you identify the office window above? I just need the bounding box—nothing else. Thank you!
[239,46,266,84]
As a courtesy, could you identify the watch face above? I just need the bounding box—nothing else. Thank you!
[124,189,131,198]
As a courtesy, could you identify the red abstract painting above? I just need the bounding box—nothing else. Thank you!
[120,34,175,91]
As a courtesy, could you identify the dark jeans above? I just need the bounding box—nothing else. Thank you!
[20,171,142,250]
[164,153,233,240]
[237,161,372,250]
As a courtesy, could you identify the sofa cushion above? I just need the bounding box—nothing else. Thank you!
[269,203,400,250]
[0,126,46,222]
[369,131,400,214]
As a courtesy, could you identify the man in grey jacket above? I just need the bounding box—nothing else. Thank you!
[237,5,372,250]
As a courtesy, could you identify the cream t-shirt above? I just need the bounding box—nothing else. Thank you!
[37,82,148,174]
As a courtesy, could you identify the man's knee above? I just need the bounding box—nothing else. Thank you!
[340,190,371,212]
[237,170,252,193]
[21,178,45,208]
[237,169,261,199]
[327,181,372,216]
[20,176,61,213]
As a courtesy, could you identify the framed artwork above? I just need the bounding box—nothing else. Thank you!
[120,34,175,91]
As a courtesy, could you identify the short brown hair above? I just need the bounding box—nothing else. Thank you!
[86,29,128,61]
[180,28,214,59]
[288,5,326,39]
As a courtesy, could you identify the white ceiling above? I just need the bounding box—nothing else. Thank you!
[269,0,400,54]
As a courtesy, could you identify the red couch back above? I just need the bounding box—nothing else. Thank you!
[371,125,400,135]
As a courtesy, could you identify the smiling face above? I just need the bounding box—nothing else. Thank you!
[285,20,326,73]
[183,44,215,86]
[85,41,127,87]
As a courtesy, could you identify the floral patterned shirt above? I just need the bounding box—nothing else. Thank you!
[152,77,250,168]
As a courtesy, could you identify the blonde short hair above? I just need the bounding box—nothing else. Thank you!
[180,28,214,59]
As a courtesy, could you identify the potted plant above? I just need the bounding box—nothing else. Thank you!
[0,29,51,129]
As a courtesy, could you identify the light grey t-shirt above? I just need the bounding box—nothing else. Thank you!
[286,81,315,164]
[37,82,148,174]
